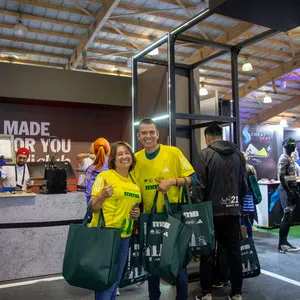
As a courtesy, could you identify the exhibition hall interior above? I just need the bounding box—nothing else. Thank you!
[0,0,300,299]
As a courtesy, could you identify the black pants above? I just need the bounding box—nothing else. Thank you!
[200,216,242,296]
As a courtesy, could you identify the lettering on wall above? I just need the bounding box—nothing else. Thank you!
[3,120,71,162]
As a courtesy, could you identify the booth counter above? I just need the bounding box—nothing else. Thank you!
[256,181,300,228]
[0,192,86,282]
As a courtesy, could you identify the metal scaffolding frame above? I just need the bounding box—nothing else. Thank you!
[131,7,278,156]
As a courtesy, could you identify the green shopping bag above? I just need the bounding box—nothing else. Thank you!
[181,198,215,255]
[249,174,262,205]
[119,233,149,288]
[62,208,121,291]
[165,179,215,255]
[140,192,192,283]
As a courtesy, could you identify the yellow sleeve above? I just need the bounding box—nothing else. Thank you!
[91,174,105,196]
[174,147,195,177]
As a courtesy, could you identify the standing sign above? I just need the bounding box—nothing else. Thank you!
[241,124,283,180]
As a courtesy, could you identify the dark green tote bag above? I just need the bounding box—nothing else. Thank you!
[180,183,215,255]
[249,174,262,204]
[139,192,192,283]
[165,179,215,256]
[119,233,149,288]
[62,208,121,291]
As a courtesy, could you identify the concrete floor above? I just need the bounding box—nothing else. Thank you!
[1,231,300,300]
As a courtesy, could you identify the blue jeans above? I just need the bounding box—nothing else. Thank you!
[95,237,130,300]
[148,268,188,300]
[241,215,252,238]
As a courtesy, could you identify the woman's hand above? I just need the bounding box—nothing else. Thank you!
[130,204,140,220]
[101,179,113,199]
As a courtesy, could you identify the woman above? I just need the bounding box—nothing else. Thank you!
[241,151,257,238]
[85,138,110,206]
[90,141,141,300]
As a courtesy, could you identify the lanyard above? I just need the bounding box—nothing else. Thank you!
[15,165,26,186]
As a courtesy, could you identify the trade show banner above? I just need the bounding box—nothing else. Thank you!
[0,99,131,185]
[241,124,283,180]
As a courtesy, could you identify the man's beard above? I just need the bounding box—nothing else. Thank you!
[17,162,25,166]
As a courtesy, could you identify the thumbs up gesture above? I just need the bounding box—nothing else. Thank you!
[101,178,113,200]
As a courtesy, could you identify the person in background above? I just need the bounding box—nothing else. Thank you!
[194,123,247,300]
[241,151,257,238]
[291,152,300,177]
[89,141,141,300]
[277,138,300,253]
[132,117,197,300]
[85,138,110,206]
[0,147,31,191]
[76,143,95,191]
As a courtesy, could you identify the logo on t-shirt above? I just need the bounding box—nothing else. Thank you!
[124,191,140,198]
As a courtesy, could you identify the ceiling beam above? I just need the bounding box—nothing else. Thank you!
[0,46,68,60]
[175,0,208,39]
[222,55,300,100]
[68,0,119,68]
[0,9,88,29]
[0,58,64,68]
[107,21,139,49]
[66,0,95,17]
[247,95,300,124]
[0,23,82,40]
[185,22,253,64]
[12,0,92,16]
[0,34,75,50]
[117,3,226,31]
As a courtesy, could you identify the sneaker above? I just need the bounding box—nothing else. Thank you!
[195,294,212,300]
[278,242,300,253]
[228,295,242,300]
[212,281,224,288]
[116,287,120,296]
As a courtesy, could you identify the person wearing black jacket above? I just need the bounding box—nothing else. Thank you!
[277,137,300,253]
[194,123,247,300]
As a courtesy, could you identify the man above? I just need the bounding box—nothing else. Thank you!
[0,147,31,191]
[132,117,197,300]
[194,123,247,300]
[277,138,300,252]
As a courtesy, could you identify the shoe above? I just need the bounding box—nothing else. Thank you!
[278,242,300,253]
[195,294,212,300]
[212,281,224,288]
[116,287,120,296]
[228,295,242,300]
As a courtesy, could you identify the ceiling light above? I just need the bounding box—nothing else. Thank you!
[126,58,131,68]
[242,58,253,72]
[263,94,272,103]
[14,20,28,37]
[280,118,288,127]
[148,48,159,56]
[199,83,208,96]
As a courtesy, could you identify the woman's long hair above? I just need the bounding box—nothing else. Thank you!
[88,137,110,179]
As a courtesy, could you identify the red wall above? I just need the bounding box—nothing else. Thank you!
[0,97,132,187]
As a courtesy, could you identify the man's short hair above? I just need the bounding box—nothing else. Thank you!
[204,123,222,137]
[138,117,157,131]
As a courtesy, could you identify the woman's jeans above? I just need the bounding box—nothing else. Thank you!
[148,268,188,300]
[95,237,130,300]
[241,215,252,238]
